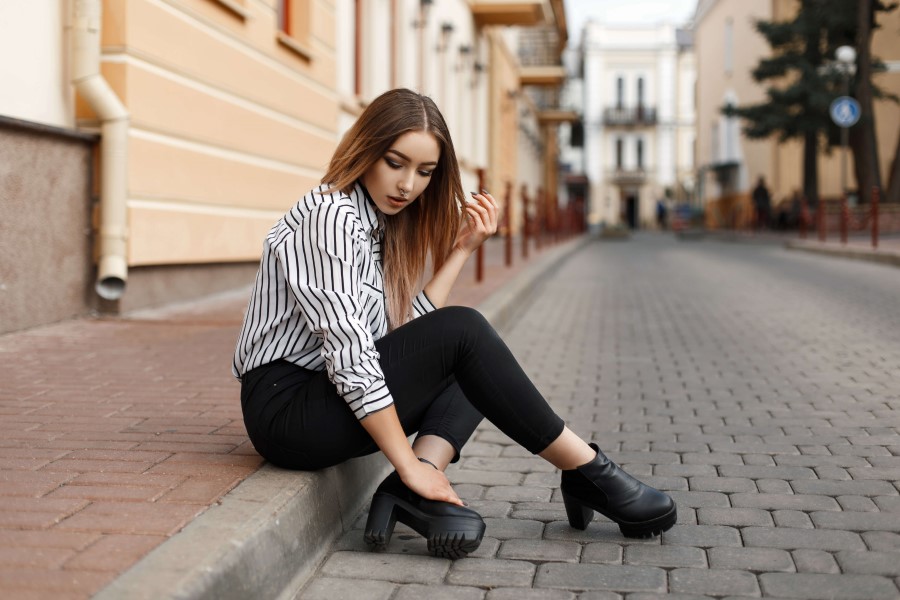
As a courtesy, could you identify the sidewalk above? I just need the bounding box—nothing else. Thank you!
[0,234,586,600]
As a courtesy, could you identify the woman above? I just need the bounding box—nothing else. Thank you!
[233,89,675,559]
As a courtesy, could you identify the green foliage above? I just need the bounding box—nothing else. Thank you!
[722,0,895,146]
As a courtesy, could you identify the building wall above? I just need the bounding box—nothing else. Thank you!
[695,0,900,219]
[0,119,95,334]
[581,22,695,229]
[1,0,566,325]
[0,1,72,128]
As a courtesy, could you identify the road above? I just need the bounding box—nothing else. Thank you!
[299,233,900,599]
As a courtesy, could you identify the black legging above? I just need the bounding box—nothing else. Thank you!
[240,306,566,470]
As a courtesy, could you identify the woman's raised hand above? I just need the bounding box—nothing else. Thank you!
[400,459,465,506]
[455,189,499,255]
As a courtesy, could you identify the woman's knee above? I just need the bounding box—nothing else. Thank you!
[432,306,491,333]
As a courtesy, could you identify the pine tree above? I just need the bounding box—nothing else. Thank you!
[724,0,896,205]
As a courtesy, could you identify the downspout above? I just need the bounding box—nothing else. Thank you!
[70,0,130,300]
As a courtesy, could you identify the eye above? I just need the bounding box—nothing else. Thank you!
[417,169,433,177]
[385,158,402,169]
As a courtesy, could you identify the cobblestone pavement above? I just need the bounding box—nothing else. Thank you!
[299,233,900,600]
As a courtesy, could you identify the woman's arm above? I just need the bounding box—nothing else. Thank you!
[423,190,499,308]
[360,405,464,505]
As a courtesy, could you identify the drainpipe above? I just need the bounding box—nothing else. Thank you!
[70,0,130,300]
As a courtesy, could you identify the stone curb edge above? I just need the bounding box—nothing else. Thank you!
[93,234,591,600]
[784,240,900,268]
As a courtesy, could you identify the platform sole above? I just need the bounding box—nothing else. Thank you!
[364,492,485,559]
[562,490,677,538]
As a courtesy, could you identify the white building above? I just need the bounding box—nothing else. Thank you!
[572,21,696,230]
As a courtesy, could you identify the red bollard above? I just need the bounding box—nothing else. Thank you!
[800,194,808,239]
[840,192,848,245]
[521,185,529,260]
[818,198,826,242]
[504,181,512,267]
[872,185,880,249]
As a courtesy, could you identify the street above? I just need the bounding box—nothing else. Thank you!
[300,233,900,599]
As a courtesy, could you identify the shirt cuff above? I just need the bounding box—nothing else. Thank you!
[412,290,438,317]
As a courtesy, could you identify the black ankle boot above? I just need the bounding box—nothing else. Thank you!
[560,443,676,538]
[364,469,486,559]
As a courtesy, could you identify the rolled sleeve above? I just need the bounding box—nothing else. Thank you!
[412,290,438,318]
[276,202,394,420]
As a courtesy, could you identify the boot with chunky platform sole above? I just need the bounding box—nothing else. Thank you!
[364,470,485,559]
[560,443,677,538]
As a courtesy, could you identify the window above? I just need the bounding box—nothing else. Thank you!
[616,138,624,169]
[616,77,624,109]
[637,77,644,109]
[636,138,644,169]
[278,0,313,60]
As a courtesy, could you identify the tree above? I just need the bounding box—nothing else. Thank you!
[724,0,896,205]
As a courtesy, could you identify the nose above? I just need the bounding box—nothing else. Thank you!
[399,169,415,193]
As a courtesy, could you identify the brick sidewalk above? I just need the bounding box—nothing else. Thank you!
[0,234,566,599]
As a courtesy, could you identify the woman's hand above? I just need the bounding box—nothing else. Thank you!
[454,189,499,255]
[399,460,465,506]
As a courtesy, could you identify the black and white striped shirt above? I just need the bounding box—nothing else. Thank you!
[232,181,437,420]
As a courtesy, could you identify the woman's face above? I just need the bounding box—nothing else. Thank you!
[362,130,440,216]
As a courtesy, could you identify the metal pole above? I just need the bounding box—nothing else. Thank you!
[872,185,879,249]
[840,71,850,245]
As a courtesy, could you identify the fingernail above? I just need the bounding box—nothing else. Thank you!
[481,188,489,194]
[470,191,478,196]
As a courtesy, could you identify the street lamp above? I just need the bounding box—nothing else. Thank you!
[834,45,857,244]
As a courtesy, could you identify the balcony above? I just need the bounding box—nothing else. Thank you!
[603,106,657,127]
[472,1,547,26]
[609,168,647,186]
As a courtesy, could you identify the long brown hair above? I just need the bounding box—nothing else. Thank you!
[322,89,464,329]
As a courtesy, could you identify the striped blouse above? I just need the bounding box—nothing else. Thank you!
[232,181,437,420]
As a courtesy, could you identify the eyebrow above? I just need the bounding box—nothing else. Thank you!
[387,148,438,167]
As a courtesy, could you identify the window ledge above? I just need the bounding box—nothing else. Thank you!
[277,31,313,61]
[210,0,249,20]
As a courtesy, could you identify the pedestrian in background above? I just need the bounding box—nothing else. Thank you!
[752,176,771,230]
[232,88,676,559]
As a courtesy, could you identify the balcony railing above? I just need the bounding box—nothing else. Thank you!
[603,106,657,127]
[609,168,648,185]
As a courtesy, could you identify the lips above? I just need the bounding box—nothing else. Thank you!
[387,196,408,206]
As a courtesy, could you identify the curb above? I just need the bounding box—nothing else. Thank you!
[785,239,900,268]
[94,234,591,600]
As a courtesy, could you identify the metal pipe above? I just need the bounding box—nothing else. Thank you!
[70,0,130,300]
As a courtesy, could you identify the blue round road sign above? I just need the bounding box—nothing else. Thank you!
[830,96,861,127]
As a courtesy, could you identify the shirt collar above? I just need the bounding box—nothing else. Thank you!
[352,180,383,238]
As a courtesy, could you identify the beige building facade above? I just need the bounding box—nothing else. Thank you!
[1,0,570,333]
[694,0,900,228]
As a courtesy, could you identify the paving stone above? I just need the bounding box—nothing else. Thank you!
[624,544,707,568]
[465,500,512,518]
[485,486,553,503]
[730,492,839,511]
[791,479,898,497]
[320,552,450,584]
[835,550,900,576]
[661,525,742,548]
[837,495,879,512]
[810,510,900,532]
[772,510,813,529]
[742,527,866,551]
[669,568,760,597]
[482,517,544,540]
[862,531,900,551]
[759,572,900,599]
[447,469,523,487]
[498,539,580,563]
[707,547,795,572]
[446,558,536,588]
[653,464,717,478]
[486,588,576,600]
[689,476,757,493]
[580,543,623,564]
[755,479,794,494]
[667,491,730,508]
[299,576,396,600]
[791,549,839,573]
[696,508,773,527]
[466,537,501,559]
[873,496,900,512]
[544,521,657,546]
[461,457,556,473]
[534,563,666,593]
[394,584,486,600]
